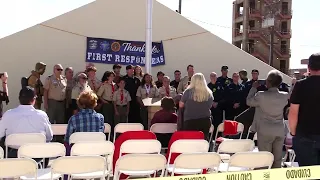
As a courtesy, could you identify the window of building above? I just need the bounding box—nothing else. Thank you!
[280,60,286,73]
[282,2,289,14]
[249,20,255,29]
[249,0,256,9]
[281,21,288,32]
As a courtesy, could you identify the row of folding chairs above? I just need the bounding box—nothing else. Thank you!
[0,139,274,179]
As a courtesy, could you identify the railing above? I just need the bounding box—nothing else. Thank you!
[249,8,262,18]
[278,9,292,19]
[248,29,260,38]
[275,29,292,39]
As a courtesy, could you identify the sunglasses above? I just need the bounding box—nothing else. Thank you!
[56,69,63,71]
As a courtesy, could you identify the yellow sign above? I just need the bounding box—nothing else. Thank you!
[142,166,320,180]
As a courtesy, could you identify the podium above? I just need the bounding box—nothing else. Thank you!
[142,98,162,129]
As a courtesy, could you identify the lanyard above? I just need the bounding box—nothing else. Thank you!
[145,84,151,96]
[120,90,124,103]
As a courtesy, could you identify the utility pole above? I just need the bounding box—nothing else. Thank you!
[178,0,182,14]
[269,26,274,66]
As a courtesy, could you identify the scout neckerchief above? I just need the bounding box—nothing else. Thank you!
[120,89,124,103]
[165,86,170,96]
[145,84,151,97]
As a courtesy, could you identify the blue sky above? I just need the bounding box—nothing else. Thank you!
[0,0,318,69]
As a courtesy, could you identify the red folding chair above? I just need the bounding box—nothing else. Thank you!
[112,130,156,179]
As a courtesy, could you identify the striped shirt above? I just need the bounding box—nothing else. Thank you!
[64,109,104,143]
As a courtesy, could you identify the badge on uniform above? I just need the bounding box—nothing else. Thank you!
[225,80,229,84]
[213,88,216,92]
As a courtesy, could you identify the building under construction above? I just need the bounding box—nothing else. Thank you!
[232,0,292,74]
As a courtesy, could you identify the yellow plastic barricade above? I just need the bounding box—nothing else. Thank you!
[142,166,320,180]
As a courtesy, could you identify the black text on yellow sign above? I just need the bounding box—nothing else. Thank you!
[141,165,320,180]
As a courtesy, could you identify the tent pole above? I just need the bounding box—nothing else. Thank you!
[145,0,153,75]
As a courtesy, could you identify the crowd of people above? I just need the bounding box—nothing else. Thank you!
[0,52,320,169]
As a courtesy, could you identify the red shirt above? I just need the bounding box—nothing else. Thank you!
[151,109,178,125]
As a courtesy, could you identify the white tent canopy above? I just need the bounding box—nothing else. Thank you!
[0,0,291,110]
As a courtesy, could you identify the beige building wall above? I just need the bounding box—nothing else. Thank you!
[0,0,291,110]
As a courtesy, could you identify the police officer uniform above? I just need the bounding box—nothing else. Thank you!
[216,66,233,119]
[44,74,67,124]
[158,86,177,98]
[225,82,246,120]
[28,62,46,109]
[177,76,191,94]
[124,72,140,124]
[113,88,131,124]
[207,81,224,135]
[97,82,117,125]
[136,84,159,129]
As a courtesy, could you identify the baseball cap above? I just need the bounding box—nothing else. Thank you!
[126,65,134,70]
[221,66,229,71]
[19,86,36,99]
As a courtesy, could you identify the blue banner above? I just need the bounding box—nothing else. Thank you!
[86,37,165,66]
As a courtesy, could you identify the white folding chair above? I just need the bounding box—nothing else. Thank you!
[284,149,299,167]
[51,124,68,136]
[0,146,3,159]
[217,139,255,162]
[219,152,274,172]
[69,132,106,144]
[171,152,221,176]
[213,122,244,147]
[104,123,112,141]
[0,158,38,179]
[71,141,114,180]
[150,123,177,134]
[18,143,66,180]
[5,133,46,158]
[166,140,209,176]
[51,156,107,180]
[208,124,214,143]
[114,154,166,180]
[246,125,257,140]
[113,123,144,142]
[120,139,161,156]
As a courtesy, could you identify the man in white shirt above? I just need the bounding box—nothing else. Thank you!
[0,86,53,157]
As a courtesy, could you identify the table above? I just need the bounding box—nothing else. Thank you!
[142,98,162,129]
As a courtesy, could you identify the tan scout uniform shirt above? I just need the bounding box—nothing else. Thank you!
[177,76,191,94]
[159,86,177,98]
[113,89,132,106]
[66,78,76,107]
[136,85,159,99]
[88,77,101,93]
[71,83,92,100]
[97,82,117,101]
[44,75,67,101]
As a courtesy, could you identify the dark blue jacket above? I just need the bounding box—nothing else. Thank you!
[207,82,223,103]
[217,76,232,104]
[226,83,246,106]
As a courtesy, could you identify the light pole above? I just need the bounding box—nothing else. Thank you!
[145,0,153,74]
[178,0,182,14]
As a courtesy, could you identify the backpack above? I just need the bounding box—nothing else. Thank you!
[21,76,29,88]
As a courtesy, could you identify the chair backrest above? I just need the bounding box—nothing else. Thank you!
[0,158,38,178]
[113,123,144,142]
[18,143,66,158]
[170,140,209,154]
[114,154,166,180]
[208,124,215,142]
[112,131,156,175]
[120,139,161,155]
[228,152,274,169]
[214,122,245,140]
[246,126,258,140]
[104,123,112,141]
[51,156,106,175]
[5,133,46,157]
[0,147,3,159]
[71,141,114,156]
[173,152,221,171]
[69,132,106,144]
[218,139,255,154]
[150,123,177,134]
[51,124,68,135]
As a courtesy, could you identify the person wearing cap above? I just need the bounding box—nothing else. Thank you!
[289,53,320,166]
[216,66,232,118]
[71,73,91,114]
[113,64,123,84]
[124,65,141,123]
[155,71,165,88]
[0,86,53,157]
[28,62,46,109]
[239,69,249,84]
[44,64,67,124]
[177,65,194,94]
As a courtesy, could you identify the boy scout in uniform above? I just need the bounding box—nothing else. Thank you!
[158,76,177,98]
[44,64,67,124]
[97,77,117,125]
[28,62,46,109]
[71,73,91,114]
[113,78,131,124]
[136,74,159,129]
[177,65,194,94]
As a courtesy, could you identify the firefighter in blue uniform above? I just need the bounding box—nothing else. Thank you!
[207,72,224,135]
[225,72,246,120]
[216,66,232,119]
